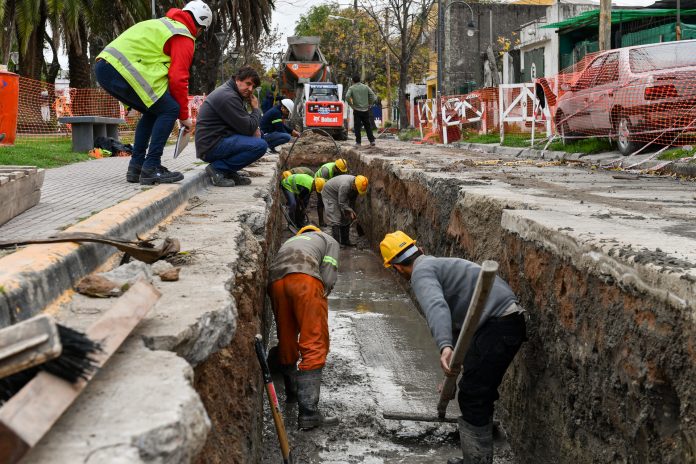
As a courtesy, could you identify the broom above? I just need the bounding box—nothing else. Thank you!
[0,315,101,404]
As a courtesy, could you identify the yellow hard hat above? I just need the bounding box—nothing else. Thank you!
[380,231,417,268]
[297,225,321,236]
[354,175,368,195]
[282,170,291,179]
[314,177,326,193]
[335,158,348,173]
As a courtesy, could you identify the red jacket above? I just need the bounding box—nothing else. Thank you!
[163,8,197,120]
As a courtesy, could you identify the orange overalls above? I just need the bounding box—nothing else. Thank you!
[269,273,329,371]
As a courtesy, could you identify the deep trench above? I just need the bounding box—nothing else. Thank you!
[196,148,695,464]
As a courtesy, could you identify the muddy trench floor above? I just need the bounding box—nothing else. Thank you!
[260,231,516,464]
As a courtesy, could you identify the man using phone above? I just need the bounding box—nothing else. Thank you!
[195,65,268,187]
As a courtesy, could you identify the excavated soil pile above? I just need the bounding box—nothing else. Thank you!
[282,131,342,168]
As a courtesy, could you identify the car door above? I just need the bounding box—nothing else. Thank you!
[589,51,620,134]
[562,54,606,133]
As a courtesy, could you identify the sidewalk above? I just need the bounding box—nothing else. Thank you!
[0,145,202,241]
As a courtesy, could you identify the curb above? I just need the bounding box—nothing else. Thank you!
[0,166,209,324]
[457,142,696,175]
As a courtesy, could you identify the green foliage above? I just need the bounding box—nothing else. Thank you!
[398,129,421,141]
[0,139,90,168]
[658,147,696,160]
[546,137,614,154]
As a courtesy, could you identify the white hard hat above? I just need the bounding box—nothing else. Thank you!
[183,1,213,29]
[281,99,295,114]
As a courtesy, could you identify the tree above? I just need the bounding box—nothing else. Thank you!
[364,0,434,128]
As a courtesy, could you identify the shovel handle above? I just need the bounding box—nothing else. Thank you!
[437,261,499,418]
[254,335,293,463]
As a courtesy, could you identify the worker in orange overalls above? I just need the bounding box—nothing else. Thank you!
[267,224,340,429]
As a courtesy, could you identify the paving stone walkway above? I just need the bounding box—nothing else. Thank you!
[0,145,201,241]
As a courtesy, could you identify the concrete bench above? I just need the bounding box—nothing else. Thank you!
[58,116,126,152]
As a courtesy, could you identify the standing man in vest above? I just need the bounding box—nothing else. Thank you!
[379,231,527,464]
[195,66,267,187]
[95,1,212,185]
[314,158,348,227]
[322,174,368,246]
[268,225,340,429]
[260,99,300,154]
[281,173,325,228]
[345,75,376,147]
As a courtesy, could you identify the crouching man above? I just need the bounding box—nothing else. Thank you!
[268,225,341,429]
[380,231,527,464]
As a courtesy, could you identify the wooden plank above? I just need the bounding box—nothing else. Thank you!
[0,281,161,463]
[0,168,44,226]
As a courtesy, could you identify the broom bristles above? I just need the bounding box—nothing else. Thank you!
[0,324,102,404]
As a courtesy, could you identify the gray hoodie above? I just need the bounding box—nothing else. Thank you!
[410,255,518,352]
[269,231,340,296]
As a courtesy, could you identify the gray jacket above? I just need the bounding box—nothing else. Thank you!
[269,231,340,296]
[195,79,262,160]
[321,175,356,226]
[410,255,518,352]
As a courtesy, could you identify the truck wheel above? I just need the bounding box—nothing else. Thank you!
[334,128,348,141]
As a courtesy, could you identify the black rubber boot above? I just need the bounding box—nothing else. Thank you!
[126,164,142,183]
[339,225,354,247]
[447,418,493,464]
[205,164,235,187]
[280,364,298,403]
[317,203,326,227]
[331,226,341,243]
[140,165,184,185]
[297,368,339,429]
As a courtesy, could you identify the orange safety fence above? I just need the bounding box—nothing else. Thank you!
[535,39,696,156]
[15,76,206,145]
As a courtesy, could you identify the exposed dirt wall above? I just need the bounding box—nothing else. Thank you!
[345,148,696,463]
[194,191,283,464]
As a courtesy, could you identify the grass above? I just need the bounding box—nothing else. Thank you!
[0,139,90,168]
[546,137,614,155]
[658,146,696,161]
[398,129,422,141]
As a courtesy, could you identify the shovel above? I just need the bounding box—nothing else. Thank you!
[383,260,499,423]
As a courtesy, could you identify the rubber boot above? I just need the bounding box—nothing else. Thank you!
[317,204,326,227]
[340,225,354,247]
[296,368,339,429]
[280,364,298,403]
[447,418,493,464]
[331,226,341,244]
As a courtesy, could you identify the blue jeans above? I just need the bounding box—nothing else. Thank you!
[94,60,179,170]
[206,134,268,173]
[262,132,291,150]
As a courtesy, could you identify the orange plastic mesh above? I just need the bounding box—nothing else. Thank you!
[536,40,696,153]
[15,77,206,145]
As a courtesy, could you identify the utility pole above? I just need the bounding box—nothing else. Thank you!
[385,9,391,124]
[437,0,443,99]
[599,0,612,50]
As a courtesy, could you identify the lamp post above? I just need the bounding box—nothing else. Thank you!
[437,0,476,99]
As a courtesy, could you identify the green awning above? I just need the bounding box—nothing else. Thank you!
[541,8,696,30]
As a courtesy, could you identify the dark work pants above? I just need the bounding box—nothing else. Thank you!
[457,313,526,427]
[353,109,375,144]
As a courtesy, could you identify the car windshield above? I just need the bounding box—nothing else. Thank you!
[630,42,696,73]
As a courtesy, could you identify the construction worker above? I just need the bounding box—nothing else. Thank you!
[321,174,368,246]
[268,225,340,429]
[314,158,348,227]
[281,173,325,228]
[379,231,527,464]
[345,74,376,147]
[195,65,266,187]
[95,1,211,185]
[283,167,314,177]
[260,99,300,154]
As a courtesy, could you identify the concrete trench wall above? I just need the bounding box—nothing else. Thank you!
[344,149,695,463]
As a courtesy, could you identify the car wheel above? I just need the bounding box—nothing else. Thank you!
[555,111,571,144]
[616,116,639,156]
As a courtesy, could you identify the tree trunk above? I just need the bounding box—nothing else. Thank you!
[398,62,410,129]
[17,11,47,80]
[69,17,93,116]
[190,35,221,94]
[1,0,16,66]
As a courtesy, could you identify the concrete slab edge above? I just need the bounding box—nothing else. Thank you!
[0,167,209,324]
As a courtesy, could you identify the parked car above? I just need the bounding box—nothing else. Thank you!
[554,40,696,155]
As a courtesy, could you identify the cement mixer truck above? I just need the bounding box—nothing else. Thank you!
[277,36,348,140]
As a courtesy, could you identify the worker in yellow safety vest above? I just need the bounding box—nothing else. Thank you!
[95,1,212,185]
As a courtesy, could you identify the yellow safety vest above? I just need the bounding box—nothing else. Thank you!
[98,18,194,107]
